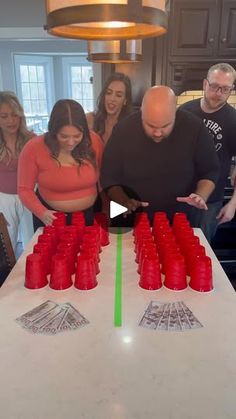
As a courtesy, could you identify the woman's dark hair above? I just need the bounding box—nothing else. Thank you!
[93,72,133,136]
[45,99,96,167]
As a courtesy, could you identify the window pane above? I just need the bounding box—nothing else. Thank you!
[30,84,39,100]
[23,100,32,115]
[82,66,93,82]
[39,100,48,115]
[71,66,82,82]
[31,100,40,114]
[72,83,82,99]
[82,83,93,99]
[70,64,93,112]
[37,66,45,82]
[83,99,93,113]
[38,84,46,100]
[20,66,29,82]
[28,66,37,82]
[22,83,30,100]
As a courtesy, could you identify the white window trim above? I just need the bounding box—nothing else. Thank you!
[13,54,55,113]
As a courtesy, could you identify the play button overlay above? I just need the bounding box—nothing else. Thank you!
[110,201,128,219]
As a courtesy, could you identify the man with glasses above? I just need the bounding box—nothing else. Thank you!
[180,63,236,242]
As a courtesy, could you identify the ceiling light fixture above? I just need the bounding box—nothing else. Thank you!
[87,39,142,63]
[45,0,167,41]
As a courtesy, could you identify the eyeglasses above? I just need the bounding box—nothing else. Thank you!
[206,79,234,94]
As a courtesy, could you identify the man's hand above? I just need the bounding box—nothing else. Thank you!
[41,210,57,225]
[216,202,236,225]
[176,193,208,210]
[123,198,149,216]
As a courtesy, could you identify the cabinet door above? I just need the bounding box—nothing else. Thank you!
[218,0,236,56]
[169,0,218,57]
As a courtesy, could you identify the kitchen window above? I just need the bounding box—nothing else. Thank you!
[14,54,94,135]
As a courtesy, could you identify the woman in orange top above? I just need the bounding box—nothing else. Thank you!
[18,99,103,230]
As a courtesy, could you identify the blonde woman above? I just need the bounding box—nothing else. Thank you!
[0,91,34,253]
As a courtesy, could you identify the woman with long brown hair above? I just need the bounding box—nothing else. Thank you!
[86,72,133,145]
[86,72,133,214]
[18,99,103,230]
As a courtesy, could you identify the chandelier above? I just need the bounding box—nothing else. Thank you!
[45,0,168,41]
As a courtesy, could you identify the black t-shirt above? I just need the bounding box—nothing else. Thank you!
[101,110,219,220]
[180,99,236,202]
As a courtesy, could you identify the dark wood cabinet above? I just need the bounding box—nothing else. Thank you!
[218,0,236,56]
[103,0,236,102]
[169,0,236,59]
[169,0,218,57]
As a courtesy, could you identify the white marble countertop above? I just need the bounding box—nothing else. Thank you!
[1,228,236,419]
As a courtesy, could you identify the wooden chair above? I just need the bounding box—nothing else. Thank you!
[0,212,16,285]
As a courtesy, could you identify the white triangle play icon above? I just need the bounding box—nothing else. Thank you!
[110,201,128,219]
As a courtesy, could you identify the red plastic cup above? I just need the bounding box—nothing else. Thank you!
[74,254,98,290]
[174,223,193,238]
[95,212,108,228]
[83,232,101,254]
[139,255,162,290]
[79,246,100,275]
[180,236,200,255]
[189,256,213,292]
[138,247,159,274]
[33,242,52,274]
[153,211,169,222]
[153,212,170,232]
[37,233,55,252]
[172,212,188,224]
[134,227,152,245]
[53,225,66,240]
[52,211,66,226]
[25,253,48,289]
[134,212,150,226]
[71,211,85,226]
[185,244,206,275]
[153,225,173,242]
[164,254,187,291]
[155,233,177,258]
[49,254,72,290]
[135,237,154,262]
[94,213,110,246]
[56,243,77,275]
[161,248,182,274]
[43,225,57,246]
[80,242,100,263]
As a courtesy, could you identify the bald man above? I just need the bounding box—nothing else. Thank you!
[100,85,219,227]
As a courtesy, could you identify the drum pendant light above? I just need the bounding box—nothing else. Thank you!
[87,39,142,63]
[45,0,168,41]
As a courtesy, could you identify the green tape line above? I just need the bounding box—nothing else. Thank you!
[114,227,122,327]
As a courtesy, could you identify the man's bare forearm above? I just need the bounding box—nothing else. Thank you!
[106,185,130,206]
[194,179,215,202]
